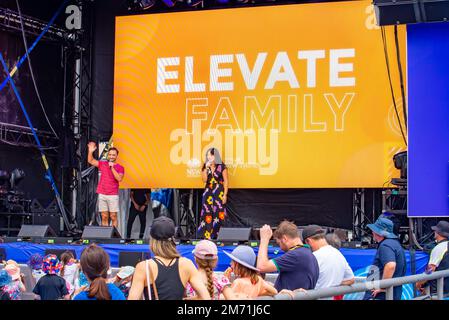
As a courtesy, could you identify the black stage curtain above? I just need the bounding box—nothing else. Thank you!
[225,188,354,230]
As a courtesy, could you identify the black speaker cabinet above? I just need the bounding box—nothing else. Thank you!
[18,224,57,238]
[374,0,449,25]
[421,0,449,22]
[81,226,122,239]
[217,227,252,242]
[33,213,61,235]
[374,0,422,25]
[118,251,151,267]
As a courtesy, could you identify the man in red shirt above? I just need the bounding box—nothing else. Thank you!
[87,142,125,228]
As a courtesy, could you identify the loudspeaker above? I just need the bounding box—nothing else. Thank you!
[30,199,45,213]
[33,213,60,235]
[118,251,150,267]
[421,0,449,22]
[374,0,449,25]
[44,249,77,260]
[81,226,122,239]
[217,227,252,242]
[0,248,6,261]
[18,225,57,238]
[373,0,422,25]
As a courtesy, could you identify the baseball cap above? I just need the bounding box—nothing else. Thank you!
[193,240,218,260]
[150,216,176,241]
[301,225,326,242]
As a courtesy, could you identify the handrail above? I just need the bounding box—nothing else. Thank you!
[258,269,449,300]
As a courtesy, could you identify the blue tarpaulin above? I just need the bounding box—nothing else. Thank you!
[0,242,428,274]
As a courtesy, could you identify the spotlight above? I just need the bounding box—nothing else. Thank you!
[10,168,25,190]
[393,151,407,179]
[162,0,177,7]
[391,151,407,187]
[127,0,156,11]
[140,0,156,10]
[186,0,203,6]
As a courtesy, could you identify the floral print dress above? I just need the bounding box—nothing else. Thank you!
[197,164,227,239]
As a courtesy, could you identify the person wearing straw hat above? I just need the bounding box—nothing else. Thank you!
[416,220,449,295]
[223,245,277,299]
[3,260,26,300]
[363,217,406,300]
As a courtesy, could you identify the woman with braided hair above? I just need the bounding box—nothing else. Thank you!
[185,240,235,300]
[73,244,125,300]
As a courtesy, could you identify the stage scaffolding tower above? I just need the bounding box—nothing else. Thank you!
[63,0,94,232]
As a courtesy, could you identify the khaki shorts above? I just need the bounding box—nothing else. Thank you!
[98,194,119,213]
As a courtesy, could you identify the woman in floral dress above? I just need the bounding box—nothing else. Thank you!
[198,148,229,239]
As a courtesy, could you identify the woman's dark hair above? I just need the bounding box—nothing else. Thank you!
[60,251,75,278]
[80,244,111,300]
[202,148,225,170]
[202,148,216,170]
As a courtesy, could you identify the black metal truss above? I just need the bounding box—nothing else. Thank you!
[0,7,71,43]
[62,0,94,229]
[0,121,59,153]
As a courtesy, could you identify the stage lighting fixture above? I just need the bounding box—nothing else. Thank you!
[127,0,155,11]
[186,0,203,6]
[10,168,25,190]
[216,0,230,4]
[140,0,156,9]
[162,0,178,7]
[393,151,407,179]
[0,170,10,184]
[391,151,407,187]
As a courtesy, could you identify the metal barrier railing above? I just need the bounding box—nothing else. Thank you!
[258,269,449,300]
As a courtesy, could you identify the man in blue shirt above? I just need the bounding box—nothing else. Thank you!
[256,220,319,291]
[363,217,406,300]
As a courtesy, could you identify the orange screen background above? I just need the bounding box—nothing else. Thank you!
[113,0,406,188]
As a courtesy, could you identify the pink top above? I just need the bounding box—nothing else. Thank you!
[185,274,230,300]
[96,161,125,195]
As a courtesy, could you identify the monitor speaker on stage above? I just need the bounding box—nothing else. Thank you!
[44,249,77,260]
[118,251,151,267]
[81,226,122,239]
[373,0,422,25]
[18,225,57,238]
[217,227,252,242]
